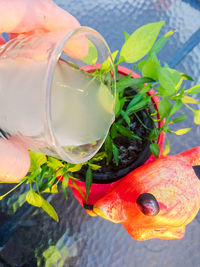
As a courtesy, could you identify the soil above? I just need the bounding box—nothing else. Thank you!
[75,87,154,184]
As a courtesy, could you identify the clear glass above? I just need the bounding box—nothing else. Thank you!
[0,27,116,163]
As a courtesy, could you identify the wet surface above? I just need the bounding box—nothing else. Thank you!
[0,0,200,266]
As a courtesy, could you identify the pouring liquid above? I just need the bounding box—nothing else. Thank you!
[51,61,114,160]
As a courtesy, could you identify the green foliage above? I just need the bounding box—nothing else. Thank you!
[2,21,200,219]
[86,166,92,200]
[26,188,59,222]
[185,84,200,95]
[120,21,165,63]
[150,143,160,158]
[82,40,98,65]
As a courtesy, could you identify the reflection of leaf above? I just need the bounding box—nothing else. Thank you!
[82,40,98,65]
[120,21,165,63]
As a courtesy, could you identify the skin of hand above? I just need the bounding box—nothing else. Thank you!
[0,0,82,182]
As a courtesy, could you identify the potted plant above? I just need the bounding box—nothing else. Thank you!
[1,21,200,240]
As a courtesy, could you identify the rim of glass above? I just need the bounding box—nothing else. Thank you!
[44,26,116,163]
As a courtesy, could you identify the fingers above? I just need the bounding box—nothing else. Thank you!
[0,0,80,33]
[0,34,6,45]
[0,136,30,183]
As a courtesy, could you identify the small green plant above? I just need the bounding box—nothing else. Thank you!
[1,21,200,220]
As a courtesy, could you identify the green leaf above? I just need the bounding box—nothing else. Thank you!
[86,167,92,200]
[150,143,160,158]
[104,134,113,164]
[121,110,131,126]
[117,76,154,94]
[181,95,199,104]
[88,163,101,170]
[166,100,182,122]
[141,54,161,80]
[120,21,165,63]
[68,164,83,173]
[149,30,176,55]
[114,93,121,117]
[123,31,130,42]
[126,96,151,113]
[91,152,107,162]
[110,123,120,139]
[81,40,98,65]
[148,128,159,142]
[194,110,200,125]
[158,98,171,120]
[138,60,146,72]
[100,50,118,73]
[127,93,143,110]
[62,174,69,200]
[180,73,194,81]
[71,179,86,201]
[26,189,43,207]
[29,151,47,172]
[185,84,200,95]
[47,157,64,170]
[157,67,181,96]
[41,198,59,222]
[139,84,152,94]
[115,124,142,140]
[42,184,58,193]
[172,128,191,135]
[112,143,119,166]
[170,113,186,124]
[162,137,170,156]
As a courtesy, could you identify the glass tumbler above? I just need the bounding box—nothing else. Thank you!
[0,27,116,163]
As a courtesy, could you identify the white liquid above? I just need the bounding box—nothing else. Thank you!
[51,61,114,149]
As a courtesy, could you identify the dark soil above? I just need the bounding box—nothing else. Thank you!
[75,86,154,184]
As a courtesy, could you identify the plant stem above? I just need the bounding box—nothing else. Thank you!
[184,103,194,112]
[134,112,154,131]
[0,178,27,200]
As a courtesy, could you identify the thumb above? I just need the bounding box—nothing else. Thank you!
[0,136,30,183]
[0,0,80,33]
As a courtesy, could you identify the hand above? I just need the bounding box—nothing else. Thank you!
[0,0,81,183]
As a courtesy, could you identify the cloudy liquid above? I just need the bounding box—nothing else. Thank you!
[51,61,114,155]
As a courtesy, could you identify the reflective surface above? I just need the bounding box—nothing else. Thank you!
[0,0,200,266]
